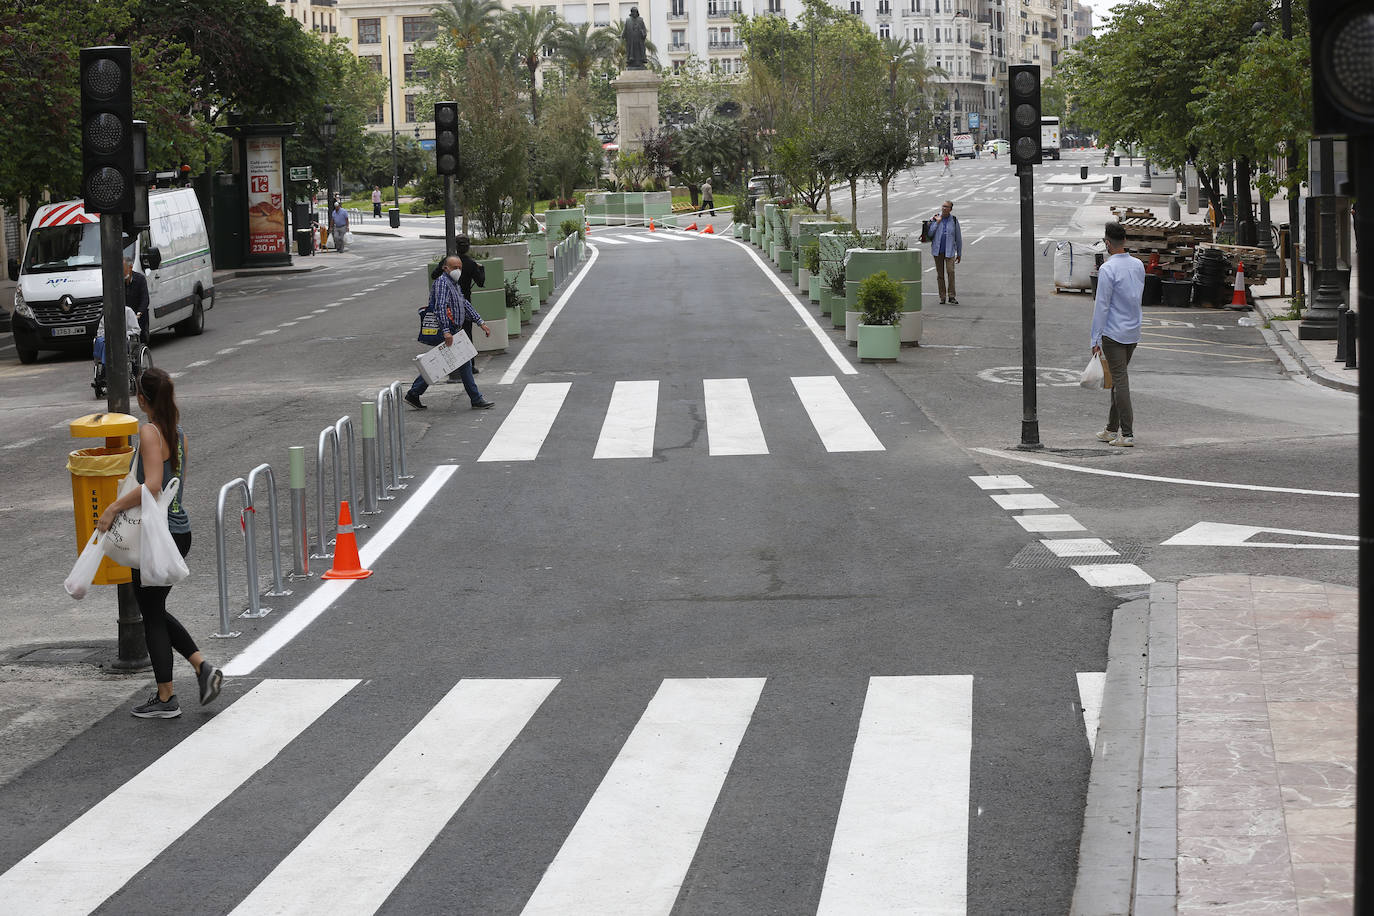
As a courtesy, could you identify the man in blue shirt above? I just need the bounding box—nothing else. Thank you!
[1091,221,1145,447]
[406,256,494,410]
[929,200,962,304]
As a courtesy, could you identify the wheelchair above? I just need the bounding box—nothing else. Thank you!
[92,328,152,399]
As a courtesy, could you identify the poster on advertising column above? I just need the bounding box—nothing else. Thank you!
[246,136,286,254]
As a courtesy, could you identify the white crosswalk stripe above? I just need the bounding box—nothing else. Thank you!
[792,376,885,452]
[0,674,1103,912]
[593,380,659,459]
[704,377,769,456]
[478,381,571,462]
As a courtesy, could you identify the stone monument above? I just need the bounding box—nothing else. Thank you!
[611,7,662,155]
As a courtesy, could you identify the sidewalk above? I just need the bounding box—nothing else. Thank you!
[1074,576,1356,915]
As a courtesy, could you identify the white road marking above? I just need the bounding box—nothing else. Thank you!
[521,678,764,916]
[312,308,330,313]
[498,244,599,386]
[593,380,658,459]
[1161,521,1358,550]
[970,234,987,245]
[704,378,768,456]
[969,475,1031,490]
[3,437,42,450]
[222,465,457,676]
[259,329,280,335]
[791,376,884,452]
[972,447,1358,498]
[215,348,239,356]
[1071,563,1155,587]
[1077,672,1106,754]
[818,675,973,915]
[1013,514,1087,533]
[278,321,298,327]
[0,679,358,914]
[184,360,213,369]
[294,315,315,321]
[478,383,572,462]
[1042,538,1118,558]
[989,493,1057,510]
[233,679,557,916]
[237,339,261,346]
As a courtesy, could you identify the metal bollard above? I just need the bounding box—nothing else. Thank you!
[360,401,381,515]
[334,416,366,530]
[1345,311,1359,370]
[374,388,398,500]
[247,463,291,599]
[389,381,413,480]
[314,425,341,559]
[287,446,312,579]
[213,477,272,636]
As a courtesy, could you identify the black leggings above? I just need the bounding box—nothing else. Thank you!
[131,531,195,684]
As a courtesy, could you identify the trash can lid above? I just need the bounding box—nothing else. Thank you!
[69,412,140,438]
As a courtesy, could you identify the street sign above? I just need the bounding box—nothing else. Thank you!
[289,166,312,181]
[968,112,980,129]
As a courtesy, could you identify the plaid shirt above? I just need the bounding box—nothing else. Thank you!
[430,271,484,333]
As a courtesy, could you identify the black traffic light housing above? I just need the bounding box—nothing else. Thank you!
[434,101,459,176]
[1310,1,1374,136]
[1008,64,1042,167]
[79,46,135,213]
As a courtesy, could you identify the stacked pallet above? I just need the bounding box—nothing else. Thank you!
[1196,242,1269,283]
[1108,207,1215,276]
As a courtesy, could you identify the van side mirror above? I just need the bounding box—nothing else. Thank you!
[6,258,17,281]
[142,247,162,271]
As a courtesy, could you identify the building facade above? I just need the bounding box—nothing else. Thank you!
[275,0,341,36]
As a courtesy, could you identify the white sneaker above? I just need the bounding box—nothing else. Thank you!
[1110,435,1134,447]
[1095,429,1116,442]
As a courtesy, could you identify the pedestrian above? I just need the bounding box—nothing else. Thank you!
[928,199,962,305]
[331,202,349,252]
[1091,221,1145,447]
[941,153,952,176]
[123,256,149,340]
[406,255,495,411]
[95,367,223,718]
[372,186,383,219]
[447,235,486,383]
[700,178,714,214]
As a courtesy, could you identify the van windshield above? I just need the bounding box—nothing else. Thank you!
[22,223,135,274]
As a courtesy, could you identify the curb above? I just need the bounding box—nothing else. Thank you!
[1251,296,1358,393]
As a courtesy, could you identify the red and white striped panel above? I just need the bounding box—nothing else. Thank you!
[37,203,97,227]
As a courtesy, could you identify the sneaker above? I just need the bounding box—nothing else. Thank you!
[471,399,495,410]
[948,296,959,305]
[132,693,181,719]
[939,298,946,304]
[1110,434,1134,447]
[404,392,427,410]
[1095,429,1117,442]
[197,661,223,706]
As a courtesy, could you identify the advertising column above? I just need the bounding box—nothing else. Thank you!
[245,135,289,266]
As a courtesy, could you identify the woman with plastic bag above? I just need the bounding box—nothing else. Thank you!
[95,368,224,719]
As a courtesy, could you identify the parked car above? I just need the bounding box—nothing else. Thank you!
[984,139,1010,157]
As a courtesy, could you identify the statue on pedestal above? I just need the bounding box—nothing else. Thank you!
[624,7,648,70]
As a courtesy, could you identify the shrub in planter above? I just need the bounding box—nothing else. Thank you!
[733,200,751,226]
[857,270,903,361]
[559,219,583,240]
[803,243,821,275]
[825,262,846,298]
[505,277,531,313]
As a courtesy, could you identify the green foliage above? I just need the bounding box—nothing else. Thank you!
[559,218,582,239]
[613,151,651,191]
[358,135,428,191]
[733,199,751,224]
[414,171,446,210]
[802,242,820,274]
[857,271,903,326]
[824,260,846,297]
[535,85,601,199]
[504,276,531,310]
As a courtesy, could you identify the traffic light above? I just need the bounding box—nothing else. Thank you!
[1310,1,1374,136]
[1008,64,1042,167]
[79,46,135,213]
[434,101,459,176]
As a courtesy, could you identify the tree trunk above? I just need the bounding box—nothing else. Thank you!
[1235,155,1256,246]
[1225,161,1236,231]
[849,178,858,227]
[879,177,889,239]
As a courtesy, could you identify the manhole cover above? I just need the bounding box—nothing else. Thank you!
[1010,539,1150,570]
[10,644,111,665]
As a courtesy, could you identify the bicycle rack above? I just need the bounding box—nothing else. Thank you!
[313,425,341,559]
[334,416,365,529]
[212,478,267,638]
[374,387,399,500]
[389,381,414,481]
[247,463,291,599]
[287,445,312,579]
[360,401,381,515]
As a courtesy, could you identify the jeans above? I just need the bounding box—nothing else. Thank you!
[933,254,957,300]
[411,357,483,404]
[1101,336,1137,437]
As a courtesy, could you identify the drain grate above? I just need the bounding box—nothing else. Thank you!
[4,642,116,666]
[1010,539,1150,570]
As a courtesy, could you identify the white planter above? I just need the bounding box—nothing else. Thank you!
[900,312,923,345]
[475,318,508,353]
[845,310,862,345]
[798,268,811,293]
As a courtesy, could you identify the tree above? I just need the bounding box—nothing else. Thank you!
[556,22,616,81]
[499,6,563,123]
[535,86,601,199]
[456,50,532,238]
[660,55,741,127]
[357,133,428,190]
[284,37,387,202]
[431,0,503,50]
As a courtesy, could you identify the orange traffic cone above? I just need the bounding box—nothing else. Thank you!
[702,224,714,234]
[1231,261,1248,307]
[321,501,373,580]
[648,219,655,232]
[685,221,698,231]
[585,220,591,235]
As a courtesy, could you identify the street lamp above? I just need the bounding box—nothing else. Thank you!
[321,104,336,213]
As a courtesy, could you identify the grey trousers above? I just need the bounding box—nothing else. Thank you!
[1101,336,1137,437]
[934,254,957,300]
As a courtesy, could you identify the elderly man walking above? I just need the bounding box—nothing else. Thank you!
[1091,221,1145,447]
[928,200,963,304]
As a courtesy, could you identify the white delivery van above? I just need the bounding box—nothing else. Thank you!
[951,134,976,159]
[9,188,213,363]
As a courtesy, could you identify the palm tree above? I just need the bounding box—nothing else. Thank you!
[499,6,564,123]
[556,22,616,81]
[432,0,503,50]
[605,19,658,70]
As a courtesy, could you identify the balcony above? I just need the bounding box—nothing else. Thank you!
[708,39,745,50]
[668,41,691,53]
[667,11,688,20]
[977,12,992,23]
[706,2,742,17]
[971,70,988,81]
[1046,26,1057,38]
[969,38,985,49]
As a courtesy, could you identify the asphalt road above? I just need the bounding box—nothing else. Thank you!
[0,154,1357,913]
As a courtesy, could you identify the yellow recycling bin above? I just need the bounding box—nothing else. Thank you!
[68,412,140,586]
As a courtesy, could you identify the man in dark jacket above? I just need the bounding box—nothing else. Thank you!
[448,235,487,382]
[123,257,150,340]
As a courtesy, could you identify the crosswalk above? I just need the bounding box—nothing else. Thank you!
[478,376,885,462]
[0,673,1105,914]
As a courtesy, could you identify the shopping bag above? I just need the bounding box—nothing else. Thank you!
[1079,355,1109,390]
[64,531,109,599]
[104,476,180,570]
[139,478,188,586]
[414,334,478,384]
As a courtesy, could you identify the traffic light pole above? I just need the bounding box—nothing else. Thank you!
[100,211,149,671]
[444,175,456,258]
[1355,134,1371,915]
[1017,163,1041,449]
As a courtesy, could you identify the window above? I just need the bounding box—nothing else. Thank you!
[670,0,684,13]
[404,95,417,122]
[708,27,718,44]
[367,105,384,126]
[767,0,782,12]
[402,16,435,43]
[357,18,380,44]
[673,59,683,74]
[879,22,890,36]
[849,0,862,13]
[362,55,383,74]
[404,53,428,82]
[912,0,919,10]
[671,28,685,47]
[595,3,611,24]
[878,0,890,13]
[708,0,720,14]
[915,26,923,40]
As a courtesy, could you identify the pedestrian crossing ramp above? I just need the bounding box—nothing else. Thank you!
[0,673,1106,914]
[478,376,885,462]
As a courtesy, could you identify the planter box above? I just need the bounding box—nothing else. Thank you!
[751,228,763,247]
[845,309,861,344]
[536,273,553,302]
[778,249,793,271]
[472,241,530,273]
[792,262,801,287]
[845,248,923,311]
[799,268,811,295]
[819,288,833,316]
[544,207,585,256]
[809,275,821,303]
[506,305,522,337]
[900,312,923,346]
[858,324,901,361]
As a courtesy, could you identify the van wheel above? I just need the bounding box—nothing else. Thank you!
[176,292,205,336]
[15,338,37,364]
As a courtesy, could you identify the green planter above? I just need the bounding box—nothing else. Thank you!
[751,228,762,247]
[809,275,821,303]
[536,274,553,302]
[819,287,833,316]
[845,307,862,344]
[520,289,534,323]
[792,261,801,287]
[858,324,901,361]
[506,305,522,337]
[778,249,793,271]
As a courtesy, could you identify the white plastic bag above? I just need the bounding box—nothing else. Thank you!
[139,479,188,586]
[1079,355,1106,389]
[103,453,143,568]
[64,531,109,600]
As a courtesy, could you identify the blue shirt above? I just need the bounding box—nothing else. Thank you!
[929,214,962,258]
[1091,251,1145,348]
